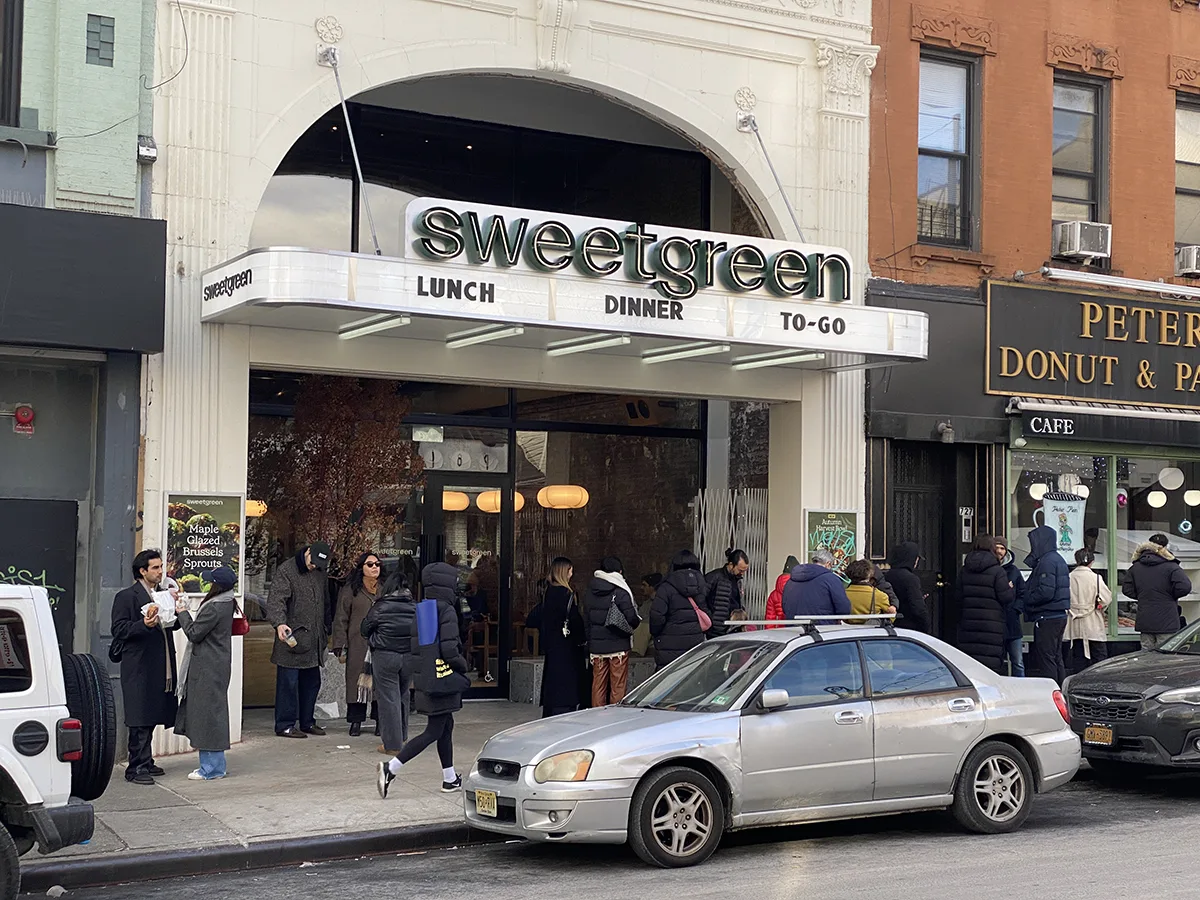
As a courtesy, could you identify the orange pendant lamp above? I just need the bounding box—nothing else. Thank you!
[536,485,590,509]
[442,491,470,512]
[476,490,525,513]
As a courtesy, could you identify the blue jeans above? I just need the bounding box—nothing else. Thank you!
[198,750,226,779]
[1006,638,1025,677]
[275,665,321,733]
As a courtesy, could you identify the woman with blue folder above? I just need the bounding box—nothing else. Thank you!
[377,561,470,798]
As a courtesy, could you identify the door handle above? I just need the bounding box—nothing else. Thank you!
[948,698,976,713]
[834,710,864,725]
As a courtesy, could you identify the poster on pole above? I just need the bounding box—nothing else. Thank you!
[804,509,859,578]
[163,493,244,595]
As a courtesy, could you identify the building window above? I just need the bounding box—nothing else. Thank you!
[917,55,974,247]
[86,14,115,67]
[1052,80,1104,223]
[1177,102,1200,248]
[0,0,22,126]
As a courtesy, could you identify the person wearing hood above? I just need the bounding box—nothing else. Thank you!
[378,561,469,799]
[584,556,640,705]
[631,573,662,655]
[765,555,800,627]
[992,535,1028,676]
[955,535,1015,673]
[264,540,332,738]
[1122,532,1191,651]
[781,549,851,619]
[1024,524,1070,685]
[526,557,587,716]
[173,566,238,781]
[361,571,417,753]
[704,549,748,636]
[650,550,709,669]
[1068,548,1111,671]
[886,542,930,633]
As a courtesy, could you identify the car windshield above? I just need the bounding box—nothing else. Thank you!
[622,640,783,713]
[1157,621,1200,655]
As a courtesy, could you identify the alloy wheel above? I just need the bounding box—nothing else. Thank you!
[649,781,714,859]
[972,754,1027,824]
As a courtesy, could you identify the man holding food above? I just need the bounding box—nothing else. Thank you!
[265,541,332,738]
[110,548,180,785]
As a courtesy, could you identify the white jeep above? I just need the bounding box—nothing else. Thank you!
[0,585,116,898]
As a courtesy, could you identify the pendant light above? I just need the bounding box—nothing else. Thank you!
[442,491,470,512]
[536,485,590,509]
[476,490,525,513]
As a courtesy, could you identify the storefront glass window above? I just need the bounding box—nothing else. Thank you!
[248,174,352,251]
[512,430,701,659]
[513,390,700,429]
[1114,458,1200,636]
[1008,451,1111,634]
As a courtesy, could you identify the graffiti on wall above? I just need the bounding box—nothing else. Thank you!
[0,566,67,607]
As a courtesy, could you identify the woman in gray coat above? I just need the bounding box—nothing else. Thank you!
[174,565,238,781]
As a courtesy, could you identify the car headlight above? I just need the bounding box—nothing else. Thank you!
[533,750,594,784]
[1157,687,1200,706]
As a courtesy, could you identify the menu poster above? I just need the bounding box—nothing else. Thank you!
[164,493,243,595]
[804,510,860,579]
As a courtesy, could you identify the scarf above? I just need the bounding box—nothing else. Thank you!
[594,570,637,615]
[177,591,236,700]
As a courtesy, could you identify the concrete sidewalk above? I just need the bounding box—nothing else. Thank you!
[26,702,535,891]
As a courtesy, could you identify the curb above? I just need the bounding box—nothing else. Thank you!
[22,821,505,893]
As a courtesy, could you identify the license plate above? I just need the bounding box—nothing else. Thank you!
[1084,724,1115,746]
[475,789,498,818]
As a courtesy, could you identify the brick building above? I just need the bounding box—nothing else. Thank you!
[864,0,1200,661]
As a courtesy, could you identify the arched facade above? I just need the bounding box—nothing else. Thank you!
[142,0,888,746]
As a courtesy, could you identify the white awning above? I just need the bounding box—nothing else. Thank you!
[1007,396,1200,424]
[200,248,929,373]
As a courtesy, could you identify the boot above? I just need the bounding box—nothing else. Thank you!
[349,722,361,737]
[374,721,380,737]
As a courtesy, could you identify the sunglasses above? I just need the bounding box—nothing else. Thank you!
[364,561,381,568]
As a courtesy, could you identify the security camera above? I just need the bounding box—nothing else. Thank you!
[137,135,158,164]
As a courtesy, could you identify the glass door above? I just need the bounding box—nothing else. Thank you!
[421,474,513,696]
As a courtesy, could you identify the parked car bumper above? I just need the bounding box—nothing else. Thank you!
[21,797,95,854]
[464,767,636,844]
[1027,727,1081,791]
[1070,697,1200,769]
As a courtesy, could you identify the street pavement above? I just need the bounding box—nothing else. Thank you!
[42,769,1200,899]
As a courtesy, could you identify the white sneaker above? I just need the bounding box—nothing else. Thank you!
[188,769,225,781]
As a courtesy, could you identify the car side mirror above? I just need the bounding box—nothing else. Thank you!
[759,689,790,711]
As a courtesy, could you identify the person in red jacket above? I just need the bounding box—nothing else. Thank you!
[765,556,800,628]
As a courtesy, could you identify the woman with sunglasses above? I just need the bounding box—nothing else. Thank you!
[333,551,383,737]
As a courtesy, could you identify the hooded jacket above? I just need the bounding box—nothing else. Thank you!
[765,555,800,626]
[1121,541,1192,635]
[584,573,640,655]
[781,564,850,619]
[413,562,468,716]
[264,548,329,670]
[999,549,1028,642]
[886,542,930,633]
[1024,526,1071,621]
[360,586,416,655]
[704,567,745,636]
[955,549,1015,673]
[650,554,708,666]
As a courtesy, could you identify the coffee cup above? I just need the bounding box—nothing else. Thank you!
[1033,491,1087,563]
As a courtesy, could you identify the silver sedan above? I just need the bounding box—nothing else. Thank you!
[464,623,1080,867]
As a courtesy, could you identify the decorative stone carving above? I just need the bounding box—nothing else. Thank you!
[816,40,877,98]
[910,5,996,55]
[1046,32,1124,79]
[735,87,758,112]
[536,0,577,74]
[1170,55,1200,94]
[314,16,343,44]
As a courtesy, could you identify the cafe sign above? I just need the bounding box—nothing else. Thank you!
[986,282,1200,410]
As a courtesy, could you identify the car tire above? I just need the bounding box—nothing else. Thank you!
[60,653,117,801]
[628,765,724,868]
[951,740,1034,835]
[0,824,20,900]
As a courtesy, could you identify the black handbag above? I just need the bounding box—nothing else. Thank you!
[605,596,635,634]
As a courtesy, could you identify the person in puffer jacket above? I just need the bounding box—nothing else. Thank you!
[650,550,709,669]
[765,555,800,628]
[704,549,747,636]
[1122,533,1192,651]
[1024,525,1070,685]
[781,549,851,619]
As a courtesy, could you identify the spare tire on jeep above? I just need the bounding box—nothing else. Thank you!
[60,653,117,801]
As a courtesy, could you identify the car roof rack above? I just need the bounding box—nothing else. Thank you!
[723,614,898,641]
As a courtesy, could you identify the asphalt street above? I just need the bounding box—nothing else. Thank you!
[42,770,1200,900]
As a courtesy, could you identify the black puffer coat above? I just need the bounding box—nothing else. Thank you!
[704,567,744,637]
[584,576,639,655]
[955,549,1015,673]
[650,559,708,668]
[361,588,416,655]
[887,542,930,633]
[1122,542,1192,635]
[414,563,469,716]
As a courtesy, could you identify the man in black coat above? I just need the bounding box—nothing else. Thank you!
[1123,533,1192,651]
[265,541,331,738]
[887,542,931,633]
[703,549,747,637]
[111,549,179,785]
[955,535,1016,673]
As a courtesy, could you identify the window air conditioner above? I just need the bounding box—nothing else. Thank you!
[1177,245,1200,277]
[1052,221,1112,261]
